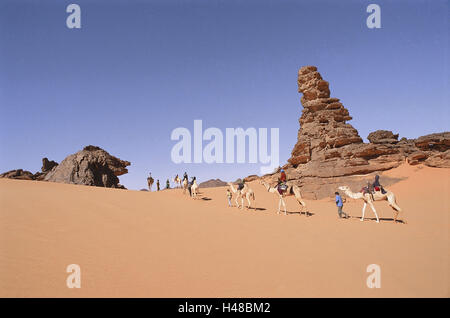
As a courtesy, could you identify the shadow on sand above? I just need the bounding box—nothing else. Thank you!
[347,215,406,224]
[285,210,314,217]
[247,207,267,211]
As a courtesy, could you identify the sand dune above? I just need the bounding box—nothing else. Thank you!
[0,164,448,297]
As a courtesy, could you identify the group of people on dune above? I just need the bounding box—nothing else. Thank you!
[147,172,197,195]
[148,168,403,224]
[147,173,170,191]
[147,172,198,197]
[179,172,198,197]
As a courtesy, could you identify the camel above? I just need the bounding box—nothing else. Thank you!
[338,186,403,223]
[260,180,307,216]
[182,178,188,194]
[173,175,181,188]
[191,179,199,199]
[147,174,154,191]
[227,182,255,210]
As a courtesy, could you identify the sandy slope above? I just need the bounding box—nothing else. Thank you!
[0,164,448,297]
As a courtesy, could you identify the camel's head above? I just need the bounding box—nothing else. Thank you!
[338,186,350,192]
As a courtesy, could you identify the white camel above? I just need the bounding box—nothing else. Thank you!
[227,182,255,210]
[173,175,182,188]
[191,179,199,199]
[260,180,307,216]
[338,185,403,223]
[182,178,188,194]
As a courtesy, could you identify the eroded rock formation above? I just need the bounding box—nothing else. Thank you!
[1,146,130,189]
[44,146,130,188]
[262,66,450,199]
[0,157,59,181]
[0,169,36,180]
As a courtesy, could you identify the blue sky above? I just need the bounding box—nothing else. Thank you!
[0,0,448,190]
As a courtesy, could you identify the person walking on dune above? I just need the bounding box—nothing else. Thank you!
[156,179,160,191]
[335,191,348,219]
[226,189,232,207]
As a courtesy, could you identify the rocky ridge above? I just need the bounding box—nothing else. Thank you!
[261,66,450,199]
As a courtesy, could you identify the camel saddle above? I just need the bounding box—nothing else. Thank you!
[277,183,288,195]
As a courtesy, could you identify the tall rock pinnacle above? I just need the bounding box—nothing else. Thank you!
[289,66,363,165]
[264,65,450,199]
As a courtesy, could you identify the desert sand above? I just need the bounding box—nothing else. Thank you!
[0,164,448,297]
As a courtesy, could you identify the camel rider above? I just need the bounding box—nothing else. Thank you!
[277,169,288,194]
[373,175,386,194]
[280,169,287,183]
[363,181,374,201]
[188,177,196,196]
[183,172,188,182]
[237,179,245,192]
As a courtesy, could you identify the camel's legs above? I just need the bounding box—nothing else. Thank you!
[368,201,380,223]
[389,201,402,212]
[246,195,251,209]
[393,211,399,223]
[387,193,402,212]
[277,198,281,214]
[292,187,307,216]
[296,199,306,216]
[281,197,287,215]
[361,202,367,221]
[240,197,244,210]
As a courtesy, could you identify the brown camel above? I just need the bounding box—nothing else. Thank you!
[147,174,154,191]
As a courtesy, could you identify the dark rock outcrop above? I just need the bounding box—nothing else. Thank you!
[0,169,35,180]
[44,146,130,188]
[41,158,58,173]
[199,179,228,188]
[0,157,59,181]
[1,147,130,189]
[414,132,450,152]
[367,130,399,144]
